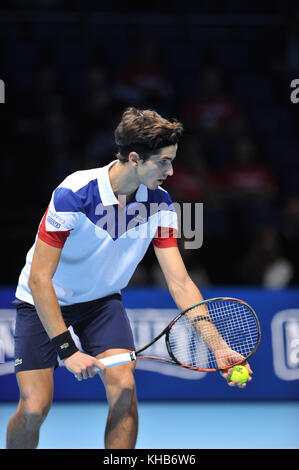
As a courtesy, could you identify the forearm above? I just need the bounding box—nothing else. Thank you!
[28,276,68,339]
[169,277,228,353]
[169,276,204,313]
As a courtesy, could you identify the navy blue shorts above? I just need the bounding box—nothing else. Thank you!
[13,294,135,372]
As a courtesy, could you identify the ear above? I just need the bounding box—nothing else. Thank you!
[128,152,140,167]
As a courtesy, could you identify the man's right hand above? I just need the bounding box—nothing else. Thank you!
[64,351,105,380]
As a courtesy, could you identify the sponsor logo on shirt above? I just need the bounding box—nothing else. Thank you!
[47,216,61,229]
[48,209,66,225]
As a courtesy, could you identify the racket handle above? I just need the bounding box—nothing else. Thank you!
[93,351,136,370]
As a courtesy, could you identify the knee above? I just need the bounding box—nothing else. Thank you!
[18,394,52,428]
[105,366,136,407]
[109,364,135,390]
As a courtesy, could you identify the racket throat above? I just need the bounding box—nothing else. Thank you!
[166,341,172,358]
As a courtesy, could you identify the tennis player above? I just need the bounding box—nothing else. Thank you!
[7,107,252,449]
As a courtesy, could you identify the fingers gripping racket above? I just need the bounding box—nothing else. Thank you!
[95,297,261,372]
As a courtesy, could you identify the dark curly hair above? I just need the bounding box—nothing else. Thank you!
[114,107,183,163]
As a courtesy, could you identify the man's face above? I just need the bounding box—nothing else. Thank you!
[137,144,177,190]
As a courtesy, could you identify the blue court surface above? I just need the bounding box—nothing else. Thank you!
[1,401,298,449]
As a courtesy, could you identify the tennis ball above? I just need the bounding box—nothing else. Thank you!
[229,365,249,385]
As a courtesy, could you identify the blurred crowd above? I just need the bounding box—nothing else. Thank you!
[1,4,299,287]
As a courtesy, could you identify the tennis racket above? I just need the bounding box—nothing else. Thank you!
[95,297,261,372]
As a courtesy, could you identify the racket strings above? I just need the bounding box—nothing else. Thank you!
[167,300,259,370]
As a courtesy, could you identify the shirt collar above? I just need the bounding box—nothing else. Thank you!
[97,160,148,206]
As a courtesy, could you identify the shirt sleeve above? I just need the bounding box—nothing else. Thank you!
[37,187,82,249]
[152,226,178,248]
[38,207,71,248]
[151,190,178,248]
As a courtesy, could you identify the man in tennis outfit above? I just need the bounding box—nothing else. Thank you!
[7,107,252,449]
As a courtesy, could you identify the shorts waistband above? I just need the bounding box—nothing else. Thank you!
[13,293,122,312]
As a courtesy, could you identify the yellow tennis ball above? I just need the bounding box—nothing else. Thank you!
[230,365,249,385]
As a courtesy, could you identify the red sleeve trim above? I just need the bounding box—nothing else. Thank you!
[152,227,178,248]
[37,207,70,248]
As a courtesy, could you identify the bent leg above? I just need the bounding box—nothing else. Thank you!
[97,349,138,449]
[6,368,54,449]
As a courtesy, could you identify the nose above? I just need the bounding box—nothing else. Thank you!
[165,162,173,177]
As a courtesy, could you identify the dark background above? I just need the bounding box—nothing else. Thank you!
[0,0,299,289]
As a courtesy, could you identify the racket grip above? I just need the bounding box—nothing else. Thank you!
[93,352,136,370]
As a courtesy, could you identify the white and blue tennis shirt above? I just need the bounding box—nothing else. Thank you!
[16,160,178,306]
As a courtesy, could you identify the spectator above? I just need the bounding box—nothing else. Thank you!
[238,224,294,287]
[113,39,175,112]
[182,66,247,137]
[223,135,277,203]
[281,196,299,285]
[81,65,120,167]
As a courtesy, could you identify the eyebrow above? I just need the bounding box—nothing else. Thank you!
[160,155,176,161]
